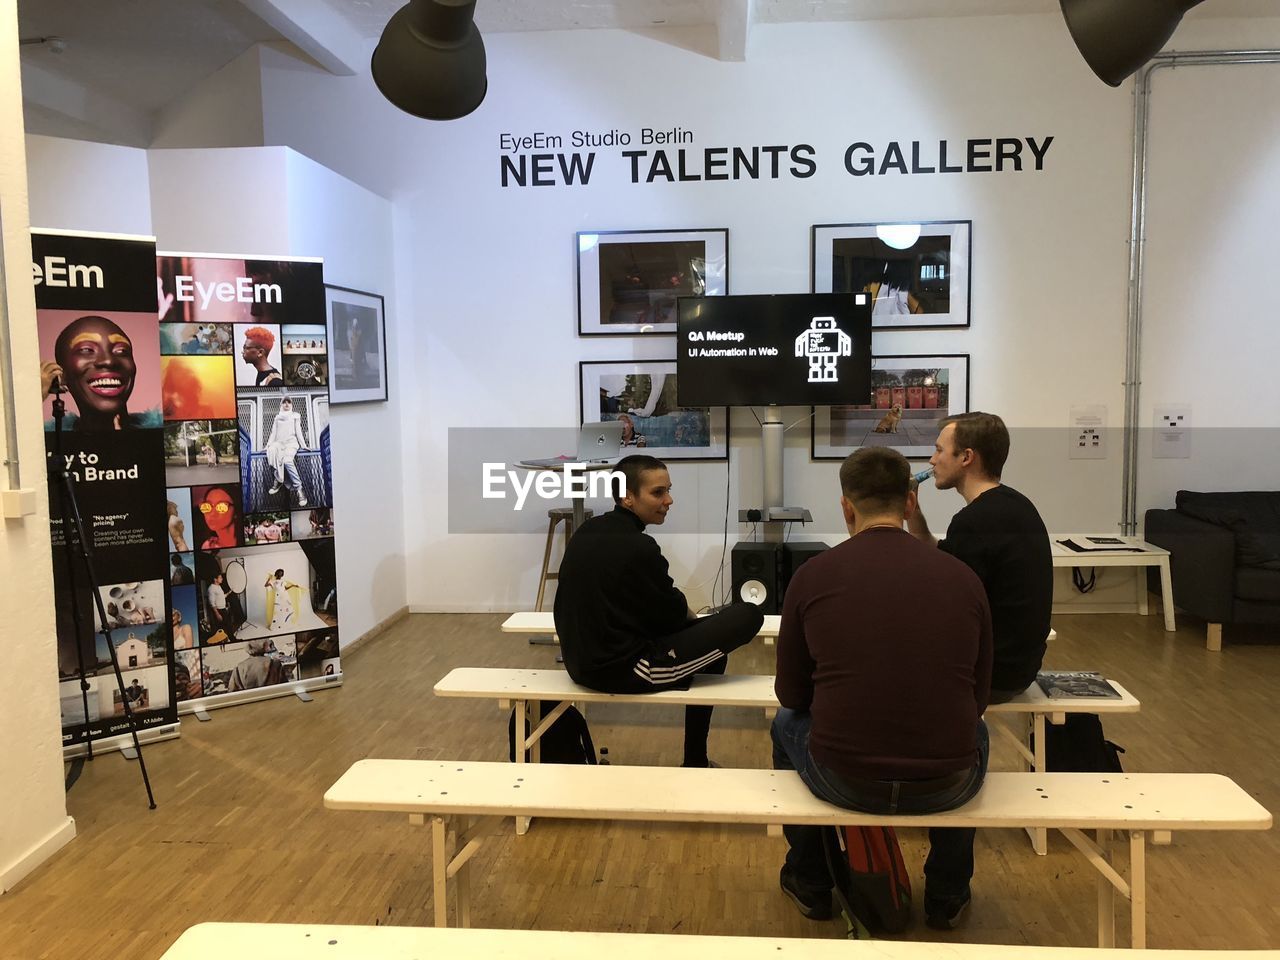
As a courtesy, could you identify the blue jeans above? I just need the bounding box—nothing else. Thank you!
[770,707,989,908]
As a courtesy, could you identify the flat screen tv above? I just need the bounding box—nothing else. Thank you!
[676,293,872,406]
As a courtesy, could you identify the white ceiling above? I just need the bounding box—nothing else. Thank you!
[16,0,1280,146]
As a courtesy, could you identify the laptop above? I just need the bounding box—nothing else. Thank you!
[520,422,625,469]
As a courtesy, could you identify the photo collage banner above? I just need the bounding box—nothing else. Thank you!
[35,230,176,747]
[156,253,340,711]
[38,231,341,750]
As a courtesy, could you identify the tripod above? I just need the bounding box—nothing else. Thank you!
[51,384,156,809]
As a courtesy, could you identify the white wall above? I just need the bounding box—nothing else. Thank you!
[260,15,1162,611]
[1136,50,1280,514]
[283,149,405,636]
[25,135,153,234]
[148,145,404,640]
[22,139,405,644]
[151,45,265,150]
[0,2,76,893]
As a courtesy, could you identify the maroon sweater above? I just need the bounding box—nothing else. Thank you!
[775,527,993,780]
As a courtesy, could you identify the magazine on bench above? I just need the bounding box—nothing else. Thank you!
[1036,671,1122,700]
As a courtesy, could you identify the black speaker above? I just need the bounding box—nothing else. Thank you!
[780,541,829,598]
[731,542,781,614]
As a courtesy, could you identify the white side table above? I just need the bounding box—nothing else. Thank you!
[1050,535,1175,631]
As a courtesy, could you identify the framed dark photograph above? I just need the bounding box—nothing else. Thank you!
[811,220,971,329]
[324,285,388,404]
[811,354,970,460]
[580,360,728,461]
[577,229,728,336]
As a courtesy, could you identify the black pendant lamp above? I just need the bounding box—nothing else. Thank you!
[1060,0,1207,86]
[372,0,487,120]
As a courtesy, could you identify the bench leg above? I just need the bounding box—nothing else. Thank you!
[456,824,472,929]
[1130,831,1147,949]
[1096,828,1115,948]
[990,713,1048,855]
[1029,714,1048,856]
[432,816,449,927]
[515,699,530,836]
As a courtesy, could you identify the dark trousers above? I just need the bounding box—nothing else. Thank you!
[770,707,989,909]
[579,602,764,765]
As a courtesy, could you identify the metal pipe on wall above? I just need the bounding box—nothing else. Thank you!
[1121,49,1280,536]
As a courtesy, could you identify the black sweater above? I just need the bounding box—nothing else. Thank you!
[939,485,1053,692]
[553,507,689,684]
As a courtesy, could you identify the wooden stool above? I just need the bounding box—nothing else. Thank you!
[535,506,593,611]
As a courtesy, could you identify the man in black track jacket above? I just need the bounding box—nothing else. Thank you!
[554,454,763,767]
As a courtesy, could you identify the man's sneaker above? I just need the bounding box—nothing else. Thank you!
[779,866,832,921]
[925,891,971,930]
[268,483,282,495]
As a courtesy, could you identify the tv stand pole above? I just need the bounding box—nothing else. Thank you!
[738,405,811,541]
[761,406,784,542]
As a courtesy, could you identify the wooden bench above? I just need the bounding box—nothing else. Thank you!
[324,760,1271,948]
[501,611,1058,648]
[160,921,1280,959]
[434,666,1139,851]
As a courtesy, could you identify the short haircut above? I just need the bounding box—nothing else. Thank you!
[940,411,1010,479]
[245,326,275,352]
[614,454,667,505]
[839,446,911,515]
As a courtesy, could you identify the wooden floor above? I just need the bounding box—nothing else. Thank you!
[2,609,1278,958]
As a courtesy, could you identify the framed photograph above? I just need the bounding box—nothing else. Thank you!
[811,220,971,329]
[324,285,388,404]
[577,228,728,336]
[811,354,970,460]
[580,360,728,461]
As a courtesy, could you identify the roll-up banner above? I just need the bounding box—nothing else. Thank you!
[156,253,341,712]
[33,229,178,750]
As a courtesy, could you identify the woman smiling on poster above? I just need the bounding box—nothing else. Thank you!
[40,315,161,430]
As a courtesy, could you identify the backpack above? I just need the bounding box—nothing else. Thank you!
[1042,713,1125,772]
[508,701,597,765]
[822,825,912,939]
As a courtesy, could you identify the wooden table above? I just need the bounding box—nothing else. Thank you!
[1050,536,1174,631]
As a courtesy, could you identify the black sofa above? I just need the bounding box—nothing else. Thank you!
[1144,490,1280,650]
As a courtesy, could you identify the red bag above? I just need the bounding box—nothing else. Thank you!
[823,825,912,938]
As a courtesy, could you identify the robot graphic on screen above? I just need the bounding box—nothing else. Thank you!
[794,315,852,383]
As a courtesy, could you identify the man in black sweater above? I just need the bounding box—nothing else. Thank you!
[774,446,992,930]
[908,412,1053,701]
[554,455,763,767]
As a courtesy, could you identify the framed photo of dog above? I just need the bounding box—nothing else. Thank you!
[580,359,728,461]
[811,220,971,329]
[577,228,728,336]
[811,354,970,460]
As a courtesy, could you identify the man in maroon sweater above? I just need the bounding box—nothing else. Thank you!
[773,447,993,930]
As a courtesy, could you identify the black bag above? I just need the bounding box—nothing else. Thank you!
[508,701,597,765]
[822,825,913,939]
[1042,714,1125,772]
